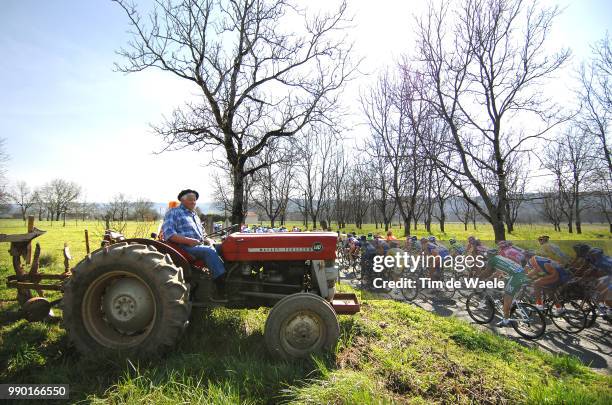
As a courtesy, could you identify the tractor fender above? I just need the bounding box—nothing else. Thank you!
[120,238,193,280]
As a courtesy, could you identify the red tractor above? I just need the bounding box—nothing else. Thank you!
[62,227,359,360]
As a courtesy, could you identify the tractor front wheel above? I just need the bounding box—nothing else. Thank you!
[264,293,339,360]
[63,242,190,357]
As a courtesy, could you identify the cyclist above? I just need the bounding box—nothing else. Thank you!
[484,248,531,327]
[497,240,526,266]
[421,237,451,279]
[448,238,466,256]
[466,237,488,257]
[567,243,594,278]
[404,235,421,253]
[386,230,398,241]
[537,235,570,266]
[524,250,572,313]
[585,248,612,317]
[359,235,377,282]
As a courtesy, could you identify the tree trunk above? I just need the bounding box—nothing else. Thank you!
[567,221,573,233]
[575,196,582,234]
[492,219,505,242]
[464,222,468,231]
[230,167,246,226]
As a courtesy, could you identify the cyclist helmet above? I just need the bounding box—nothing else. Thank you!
[497,240,510,249]
[449,237,457,244]
[572,243,591,258]
[409,235,417,242]
[587,247,604,263]
[537,235,550,243]
[367,232,374,241]
[486,248,498,258]
[523,249,536,258]
[428,236,437,243]
[467,236,476,244]
[474,238,482,246]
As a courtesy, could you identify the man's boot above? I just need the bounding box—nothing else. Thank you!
[211,274,227,302]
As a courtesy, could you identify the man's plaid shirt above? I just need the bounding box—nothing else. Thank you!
[162,205,205,242]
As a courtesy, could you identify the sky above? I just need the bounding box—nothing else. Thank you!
[1,0,610,203]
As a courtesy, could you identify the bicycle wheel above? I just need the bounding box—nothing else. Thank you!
[582,299,598,328]
[433,271,455,301]
[549,301,588,334]
[466,292,495,324]
[510,303,546,340]
[400,271,420,301]
[351,255,361,280]
[457,278,474,299]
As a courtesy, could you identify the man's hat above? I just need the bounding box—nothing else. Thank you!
[177,189,199,200]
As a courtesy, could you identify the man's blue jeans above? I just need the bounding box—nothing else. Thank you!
[182,244,225,279]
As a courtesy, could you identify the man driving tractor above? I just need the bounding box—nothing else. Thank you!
[162,189,227,298]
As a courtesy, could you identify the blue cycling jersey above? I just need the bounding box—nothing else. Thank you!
[589,255,612,276]
[530,256,571,282]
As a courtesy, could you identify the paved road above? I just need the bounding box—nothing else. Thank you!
[341,272,611,373]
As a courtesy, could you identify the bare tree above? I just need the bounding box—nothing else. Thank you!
[593,170,612,233]
[539,187,564,232]
[114,0,357,225]
[543,129,598,233]
[577,33,612,176]
[347,166,371,229]
[363,132,396,232]
[132,198,157,221]
[9,181,35,221]
[39,179,81,222]
[251,145,293,227]
[294,130,335,229]
[432,166,454,233]
[103,193,131,222]
[361,69,427,235]
[504,156,529,233]
[414,0,570,241]
[212,168,254,220]
[328,146,350,228]
[32,189,46,221]
[450,193,478,231]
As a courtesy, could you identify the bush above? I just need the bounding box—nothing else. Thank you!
[38,253,57,268]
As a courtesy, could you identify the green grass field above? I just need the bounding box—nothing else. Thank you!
[0,219,611,403]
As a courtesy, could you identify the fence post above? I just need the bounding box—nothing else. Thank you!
[85,229,90,254]
[26,215,35,264]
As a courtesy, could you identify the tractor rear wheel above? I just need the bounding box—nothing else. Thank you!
[264,293,339,360]
[63,242,190,357]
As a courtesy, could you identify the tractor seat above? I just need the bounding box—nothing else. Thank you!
[166,242,206,268]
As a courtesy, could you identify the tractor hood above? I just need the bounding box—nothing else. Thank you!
[220,232,337,262]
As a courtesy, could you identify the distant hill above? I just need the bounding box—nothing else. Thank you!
[153,201,221,215]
